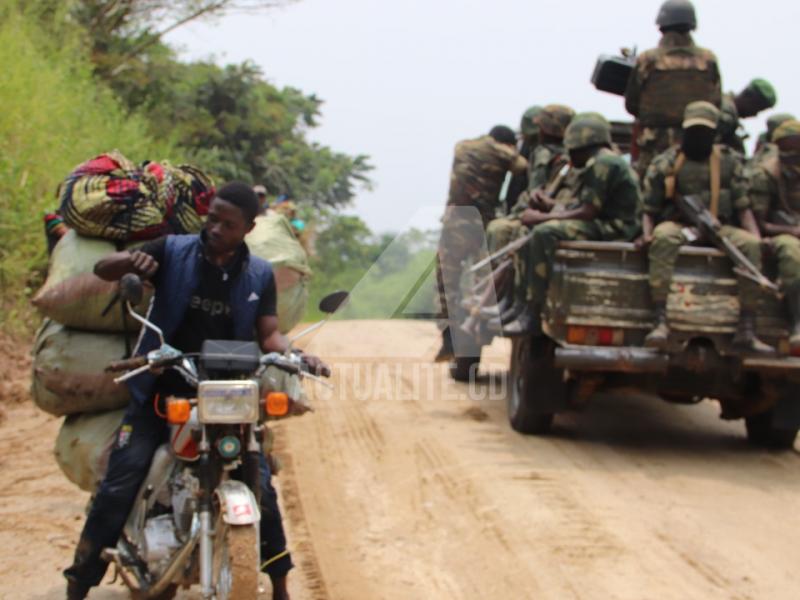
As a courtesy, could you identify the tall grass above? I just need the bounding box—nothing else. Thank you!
[0,8,174,332]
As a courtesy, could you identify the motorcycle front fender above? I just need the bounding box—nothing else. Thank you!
[214,480,261,526]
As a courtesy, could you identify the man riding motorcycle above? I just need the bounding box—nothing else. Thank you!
[64,181,326,600]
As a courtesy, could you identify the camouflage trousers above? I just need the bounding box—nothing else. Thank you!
[634,126,682,181]
[649,221,762,310]
[435,206,486,329]
[771,234,800,293]
[486,217,523,253]
[526,220,605,304]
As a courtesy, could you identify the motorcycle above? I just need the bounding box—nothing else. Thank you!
[101,273,346,599]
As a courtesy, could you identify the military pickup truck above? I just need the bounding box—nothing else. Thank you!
[456,241,800,449]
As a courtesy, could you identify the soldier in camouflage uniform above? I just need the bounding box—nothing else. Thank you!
[640,101,773,354]
[748,120,800,352]
[504,106,543,213]
[434,125,527,361]
[718,79,777,154]
[503,114,640,336]
[625,0,722,180]
[754,112,795,159]
[484,105,575,323]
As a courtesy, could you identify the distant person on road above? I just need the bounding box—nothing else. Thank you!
[748,119,800,353]
[254,184,270,213]
[502,114,640,336]
[638,101,773,354]
[434,125,527,362]
[624,0,721,179]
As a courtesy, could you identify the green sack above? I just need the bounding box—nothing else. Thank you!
[31,319,130,416]
[246,213,312,333]
[54,408,125,492]
[31,229,152,332]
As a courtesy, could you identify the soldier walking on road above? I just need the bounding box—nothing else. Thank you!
[639,101,773,354]
[625,0,721,179]
[434,125,527,362]
[748,120,800,352]
[503,114,640,337]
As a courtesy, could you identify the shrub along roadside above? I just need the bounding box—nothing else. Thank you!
[0,9,174,333]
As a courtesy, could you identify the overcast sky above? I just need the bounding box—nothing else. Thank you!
[168,0,800,234]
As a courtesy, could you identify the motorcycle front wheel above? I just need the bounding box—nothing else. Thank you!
[214,523,260,600]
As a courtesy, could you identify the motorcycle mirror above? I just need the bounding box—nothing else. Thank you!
[119,273,144,307]
[318,290,349,314]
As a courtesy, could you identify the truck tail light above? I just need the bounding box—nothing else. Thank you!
[566,326,625,346]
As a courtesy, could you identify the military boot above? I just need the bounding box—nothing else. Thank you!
[434,327,454,362]
[786,288,800,353]
[732,311,775,355]
[66,580,89,600]
[644,303,670,350]
[502,302,542,337]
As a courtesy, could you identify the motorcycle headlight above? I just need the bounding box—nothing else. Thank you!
[198,381,259,424]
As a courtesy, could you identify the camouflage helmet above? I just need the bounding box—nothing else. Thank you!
[767,113,796,141]
[520,105,544,137]
[564,113,612,151]
[534,104,576,139]
[682,101,720,130]
[772,120,800,143]
[656,0,696,30]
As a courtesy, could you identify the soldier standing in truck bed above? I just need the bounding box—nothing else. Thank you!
[504,106,543,214]
[639,101,773,355]
[748,120,800,353]
[624,0,721,180]
[434,125,527,362]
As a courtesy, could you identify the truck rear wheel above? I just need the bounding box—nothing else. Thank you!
[745,410,799,450]
[508,336,565,434]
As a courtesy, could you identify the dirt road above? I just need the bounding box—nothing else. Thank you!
[1,320,799,599]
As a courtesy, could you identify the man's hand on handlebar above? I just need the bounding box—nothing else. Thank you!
[299,351,331,378]
[130,250,159,279]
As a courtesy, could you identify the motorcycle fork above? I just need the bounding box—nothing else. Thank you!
[198,425,215,599]
[244,425,262,505]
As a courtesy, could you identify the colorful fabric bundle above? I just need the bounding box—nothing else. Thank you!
[58,151,215,241]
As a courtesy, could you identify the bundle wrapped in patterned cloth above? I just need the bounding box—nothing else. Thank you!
[58,150,215,241]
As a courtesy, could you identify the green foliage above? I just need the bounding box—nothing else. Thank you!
[0,8,173,330]
[305,215,438,322]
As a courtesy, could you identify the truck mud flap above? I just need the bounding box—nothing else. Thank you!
[554,347,669,373]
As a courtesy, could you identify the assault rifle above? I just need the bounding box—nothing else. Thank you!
[676,194,781,295]
[469,231,532,273]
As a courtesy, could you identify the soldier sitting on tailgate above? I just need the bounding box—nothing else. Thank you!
[718,79,777,155]
[638,101,774,354]
[434,125,527,362]
[484,104,575,326]
[502,114,640,337]
[748,120,800,353]
[625,0,722,180]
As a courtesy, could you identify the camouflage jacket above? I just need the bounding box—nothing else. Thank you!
[570,148,641,240]
[748,147,800,227]
[625,31,721,128]
[447,135,527,221]
[643,144,749,225]
[508,143,569,216]
[717,92,747,155]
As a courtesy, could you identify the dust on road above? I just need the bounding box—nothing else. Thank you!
[1,320,798,599]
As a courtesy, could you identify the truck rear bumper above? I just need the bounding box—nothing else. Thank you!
[554,346,669,373]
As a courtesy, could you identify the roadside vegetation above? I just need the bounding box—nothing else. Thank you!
[0,0,434,334]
